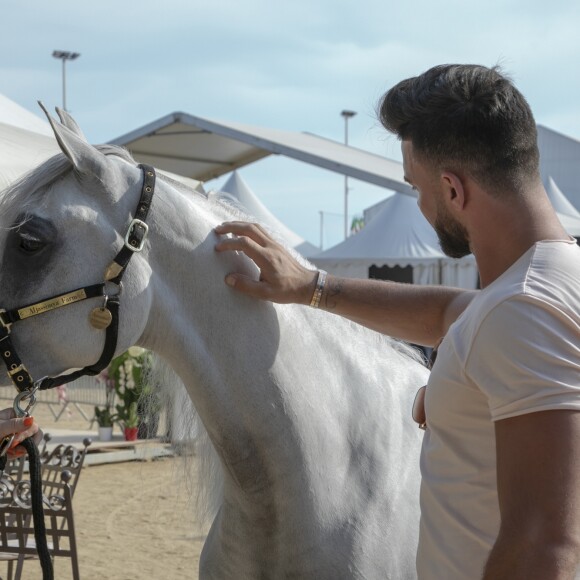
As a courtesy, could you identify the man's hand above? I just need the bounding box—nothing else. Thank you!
[214,221,318,305]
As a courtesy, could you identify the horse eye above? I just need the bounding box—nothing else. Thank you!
[18,233,45,254]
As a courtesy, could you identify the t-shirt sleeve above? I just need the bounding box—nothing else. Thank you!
[465,295,580,421]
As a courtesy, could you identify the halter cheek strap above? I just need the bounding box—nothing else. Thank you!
[0,164,155,397]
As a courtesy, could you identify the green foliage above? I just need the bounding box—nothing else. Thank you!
[94,405,116,427]
[108,347,159,430]
[124,402,140,429]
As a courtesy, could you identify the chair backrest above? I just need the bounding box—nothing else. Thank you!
[39,436,92,498]
[0,469,81,579]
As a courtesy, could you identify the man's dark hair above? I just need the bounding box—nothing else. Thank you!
[379,64,540,194]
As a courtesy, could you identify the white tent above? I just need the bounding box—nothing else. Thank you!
[0,122,60,190]
[545,176,580,236]
[311,192,478,289]
[0,95,59,190]
[218,171,319,257]
[0,94,206,193]
[0,94,53,136]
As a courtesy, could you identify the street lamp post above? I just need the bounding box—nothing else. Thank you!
[341,109,356,239]
[52,50,80,111]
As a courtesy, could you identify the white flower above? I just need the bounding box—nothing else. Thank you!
[128,346,146,358]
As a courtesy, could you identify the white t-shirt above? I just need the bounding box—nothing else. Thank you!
[417,239,580,580]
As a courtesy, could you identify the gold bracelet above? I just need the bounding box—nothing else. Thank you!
[309,270,327,308]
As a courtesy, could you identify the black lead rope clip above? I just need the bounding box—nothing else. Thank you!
[0,387,37,461]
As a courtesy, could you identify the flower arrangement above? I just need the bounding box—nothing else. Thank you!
[108,346,148,424]
[124,402,140,429]
[106,346,160,438]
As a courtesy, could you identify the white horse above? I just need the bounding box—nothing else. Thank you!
[0,108,427,579]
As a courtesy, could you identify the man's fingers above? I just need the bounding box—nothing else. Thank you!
[215,233,272,269]
[215,221,276,248]
[224,273,271,300]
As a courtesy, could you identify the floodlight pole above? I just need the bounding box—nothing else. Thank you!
[52,50,80,111]
[341,110,356,239]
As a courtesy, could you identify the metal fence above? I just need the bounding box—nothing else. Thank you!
[0,376,110,423]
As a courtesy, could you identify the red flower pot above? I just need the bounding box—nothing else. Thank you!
[124,427,139,441]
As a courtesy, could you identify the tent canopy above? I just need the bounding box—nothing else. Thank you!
[218,171,319,257]
[545,176,580,236]
[0,94,53,136]
[311,192,478,289]
[0,122,59,190]
[0,95,60,190]
[110,111,412,194]
[314,192,442,264]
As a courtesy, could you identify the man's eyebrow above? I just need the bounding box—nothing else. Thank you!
[403,175,412,185]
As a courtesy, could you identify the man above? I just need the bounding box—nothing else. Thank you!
[214,64,580,579]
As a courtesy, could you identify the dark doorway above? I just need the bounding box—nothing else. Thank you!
[369,264,413,283]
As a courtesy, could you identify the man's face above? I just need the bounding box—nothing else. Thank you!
[402,140,471,259]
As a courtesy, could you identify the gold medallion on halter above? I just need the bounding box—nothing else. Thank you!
[89,307,112,329]
[90,295,112,329]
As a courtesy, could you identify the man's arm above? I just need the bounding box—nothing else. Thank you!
[214,221,476,346]
[483,410,580,579]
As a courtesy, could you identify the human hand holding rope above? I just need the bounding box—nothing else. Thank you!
[214,221,319,305]
[0,407,40,459]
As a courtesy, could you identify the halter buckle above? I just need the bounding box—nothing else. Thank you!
[124,219,149,252]
[8,364,27,378]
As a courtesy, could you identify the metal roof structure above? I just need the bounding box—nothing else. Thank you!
[109,111,412,194]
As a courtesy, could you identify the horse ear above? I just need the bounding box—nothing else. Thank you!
[54,106,88,141]
[38,101,109,177]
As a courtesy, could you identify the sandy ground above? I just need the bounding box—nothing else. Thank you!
[1,403,208,580]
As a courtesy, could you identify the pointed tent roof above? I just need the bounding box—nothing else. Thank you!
[0,94,59,190]
[0,122,59,190]
[545,176,580,236]
[219,171,319,257]
[0,94,53,136]
[546,176,580,217]
[313,191,444,266]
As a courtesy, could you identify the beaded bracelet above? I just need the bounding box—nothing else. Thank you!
[309,269,327,308]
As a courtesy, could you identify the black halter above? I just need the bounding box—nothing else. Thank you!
[0,164,156,404]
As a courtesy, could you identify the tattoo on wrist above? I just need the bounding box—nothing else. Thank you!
[324,280,342,310]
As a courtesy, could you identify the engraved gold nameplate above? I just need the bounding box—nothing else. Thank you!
[18,289,88,320]
[89,307,112,330]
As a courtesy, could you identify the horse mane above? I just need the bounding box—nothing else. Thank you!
[0,145,135,224]
[146,355,223,526]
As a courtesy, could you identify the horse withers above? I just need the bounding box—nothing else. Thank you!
[0,106,427,579]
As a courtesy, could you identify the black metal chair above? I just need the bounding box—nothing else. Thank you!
[0,435,91,580]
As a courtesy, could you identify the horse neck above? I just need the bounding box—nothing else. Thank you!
[140,181,308,483]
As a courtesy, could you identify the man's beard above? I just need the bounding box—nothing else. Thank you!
[434,203,471,259]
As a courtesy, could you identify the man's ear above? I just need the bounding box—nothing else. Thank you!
[441,171,467,211]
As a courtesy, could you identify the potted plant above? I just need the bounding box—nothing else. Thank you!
[108,346,160,441]
[94,405,116,441]
[122,402,140,441]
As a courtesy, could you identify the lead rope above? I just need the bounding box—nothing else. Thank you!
[0,438,53,580]
[22,437,53,579]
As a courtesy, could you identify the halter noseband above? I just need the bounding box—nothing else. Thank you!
[0,164,156,407]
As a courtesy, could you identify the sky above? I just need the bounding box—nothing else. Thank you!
[2,0,580,249]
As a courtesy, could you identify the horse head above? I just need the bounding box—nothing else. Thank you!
[0,106,153,388]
